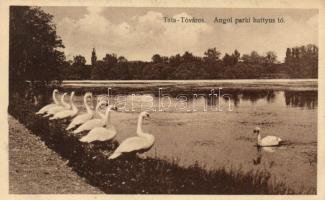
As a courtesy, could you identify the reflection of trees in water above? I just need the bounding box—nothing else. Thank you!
[21,82,317,110]
[284,90,317,109]
[238,90,276,104]
[205,89,276,107]
[153,88,277,108]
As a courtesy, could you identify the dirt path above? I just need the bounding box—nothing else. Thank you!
[9,115,103,194]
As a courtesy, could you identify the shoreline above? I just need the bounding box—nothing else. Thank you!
[9,115,103,194]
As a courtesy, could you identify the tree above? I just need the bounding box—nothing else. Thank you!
[73,55,86,66]
[265,51,277,65]
[118,56,128,63]
[241,54,251,63]
[250,51,261,64]
[222,53,231,66]
[169,54,181,66]
[285,48,292,64]
[284,44,318,78]
[152,54,163,63]
[222,50,240,66]
[233,49,240,64]
[203,48,221,63]
[103,53,117,65]
[182,51,195,63]
[9,6,65,92]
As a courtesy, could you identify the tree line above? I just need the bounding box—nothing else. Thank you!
[64,44,318,80]
[10,6,318,93]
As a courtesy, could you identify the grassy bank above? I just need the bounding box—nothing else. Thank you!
[8,96,294,194]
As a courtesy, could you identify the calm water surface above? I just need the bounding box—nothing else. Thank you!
[64,80,317,192]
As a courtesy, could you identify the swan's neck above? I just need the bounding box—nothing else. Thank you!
[53,91,59,104]
[105,108,112,127]
[257,132,261,144]
[70,94,78,111]
[95,102,105,119]
[137,116,145,136]
[98,110,105,119]
[61,95,70,108]
[84,95,92,114]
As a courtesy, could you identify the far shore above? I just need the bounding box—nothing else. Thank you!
[60,79,317,91]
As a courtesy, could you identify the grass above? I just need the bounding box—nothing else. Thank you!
[8,95,295,194]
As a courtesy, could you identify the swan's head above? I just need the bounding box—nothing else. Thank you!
[84,92,92,101]
[140,111,150,119]
[53,89,59,93]
[107,104,117,111]
[253,127,261,134]
[85,92,92,98]
[111,105,118,111]
[70,91,75,99]
[95,100,107,112]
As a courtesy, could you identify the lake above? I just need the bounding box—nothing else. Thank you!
[62,79,317,193]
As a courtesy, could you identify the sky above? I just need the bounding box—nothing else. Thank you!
[42,7,318,64]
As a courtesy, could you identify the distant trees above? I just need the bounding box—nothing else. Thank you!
[203,48,221,63]
[152,54,163,64]
[63,55,91,79]
[284,44,318,78]
[242,51,266,65]
[9,6,66,92]
[265,51,277,65]
[222,50,240,66]
[62,44,317,80]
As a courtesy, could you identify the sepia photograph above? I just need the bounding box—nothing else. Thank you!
[2,0,324,197]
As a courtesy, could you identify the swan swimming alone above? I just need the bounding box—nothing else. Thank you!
[66,92,94,130]
[79,105,117,143]
[73,100,108,134]
[254,127,282,147]
[49,91,78,120]
[109,111,154,159]
[35,89,59,115]
[43,92,71,117]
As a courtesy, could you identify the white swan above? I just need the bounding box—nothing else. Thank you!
[109,111,154,159]
[254,127,282,147]
[43,92,71,117]
[79,105,117,143]
[50,91,78,120]
[66,92,94,130]
[36,89,59,115]
[73,100,107,134]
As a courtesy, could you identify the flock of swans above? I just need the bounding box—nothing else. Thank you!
[35,89,283,160]
[36,89,155,159]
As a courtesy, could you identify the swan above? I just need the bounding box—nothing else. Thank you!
[66,92,94,130]
[35,89,59,115]
[73,100,107,134]
[109,111,154,159]
[254,127,282,147]
[50,91,78,120]
[43,92,71,117]
[79,105,117,143]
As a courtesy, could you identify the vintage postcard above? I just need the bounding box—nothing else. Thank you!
[1,0,324,199]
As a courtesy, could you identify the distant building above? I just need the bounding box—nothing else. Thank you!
[91,48,97,66]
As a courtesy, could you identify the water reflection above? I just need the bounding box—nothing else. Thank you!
[284,91,317,109]
[20,82,318,111]
[217,89,276,107]
[253,146,276,165]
